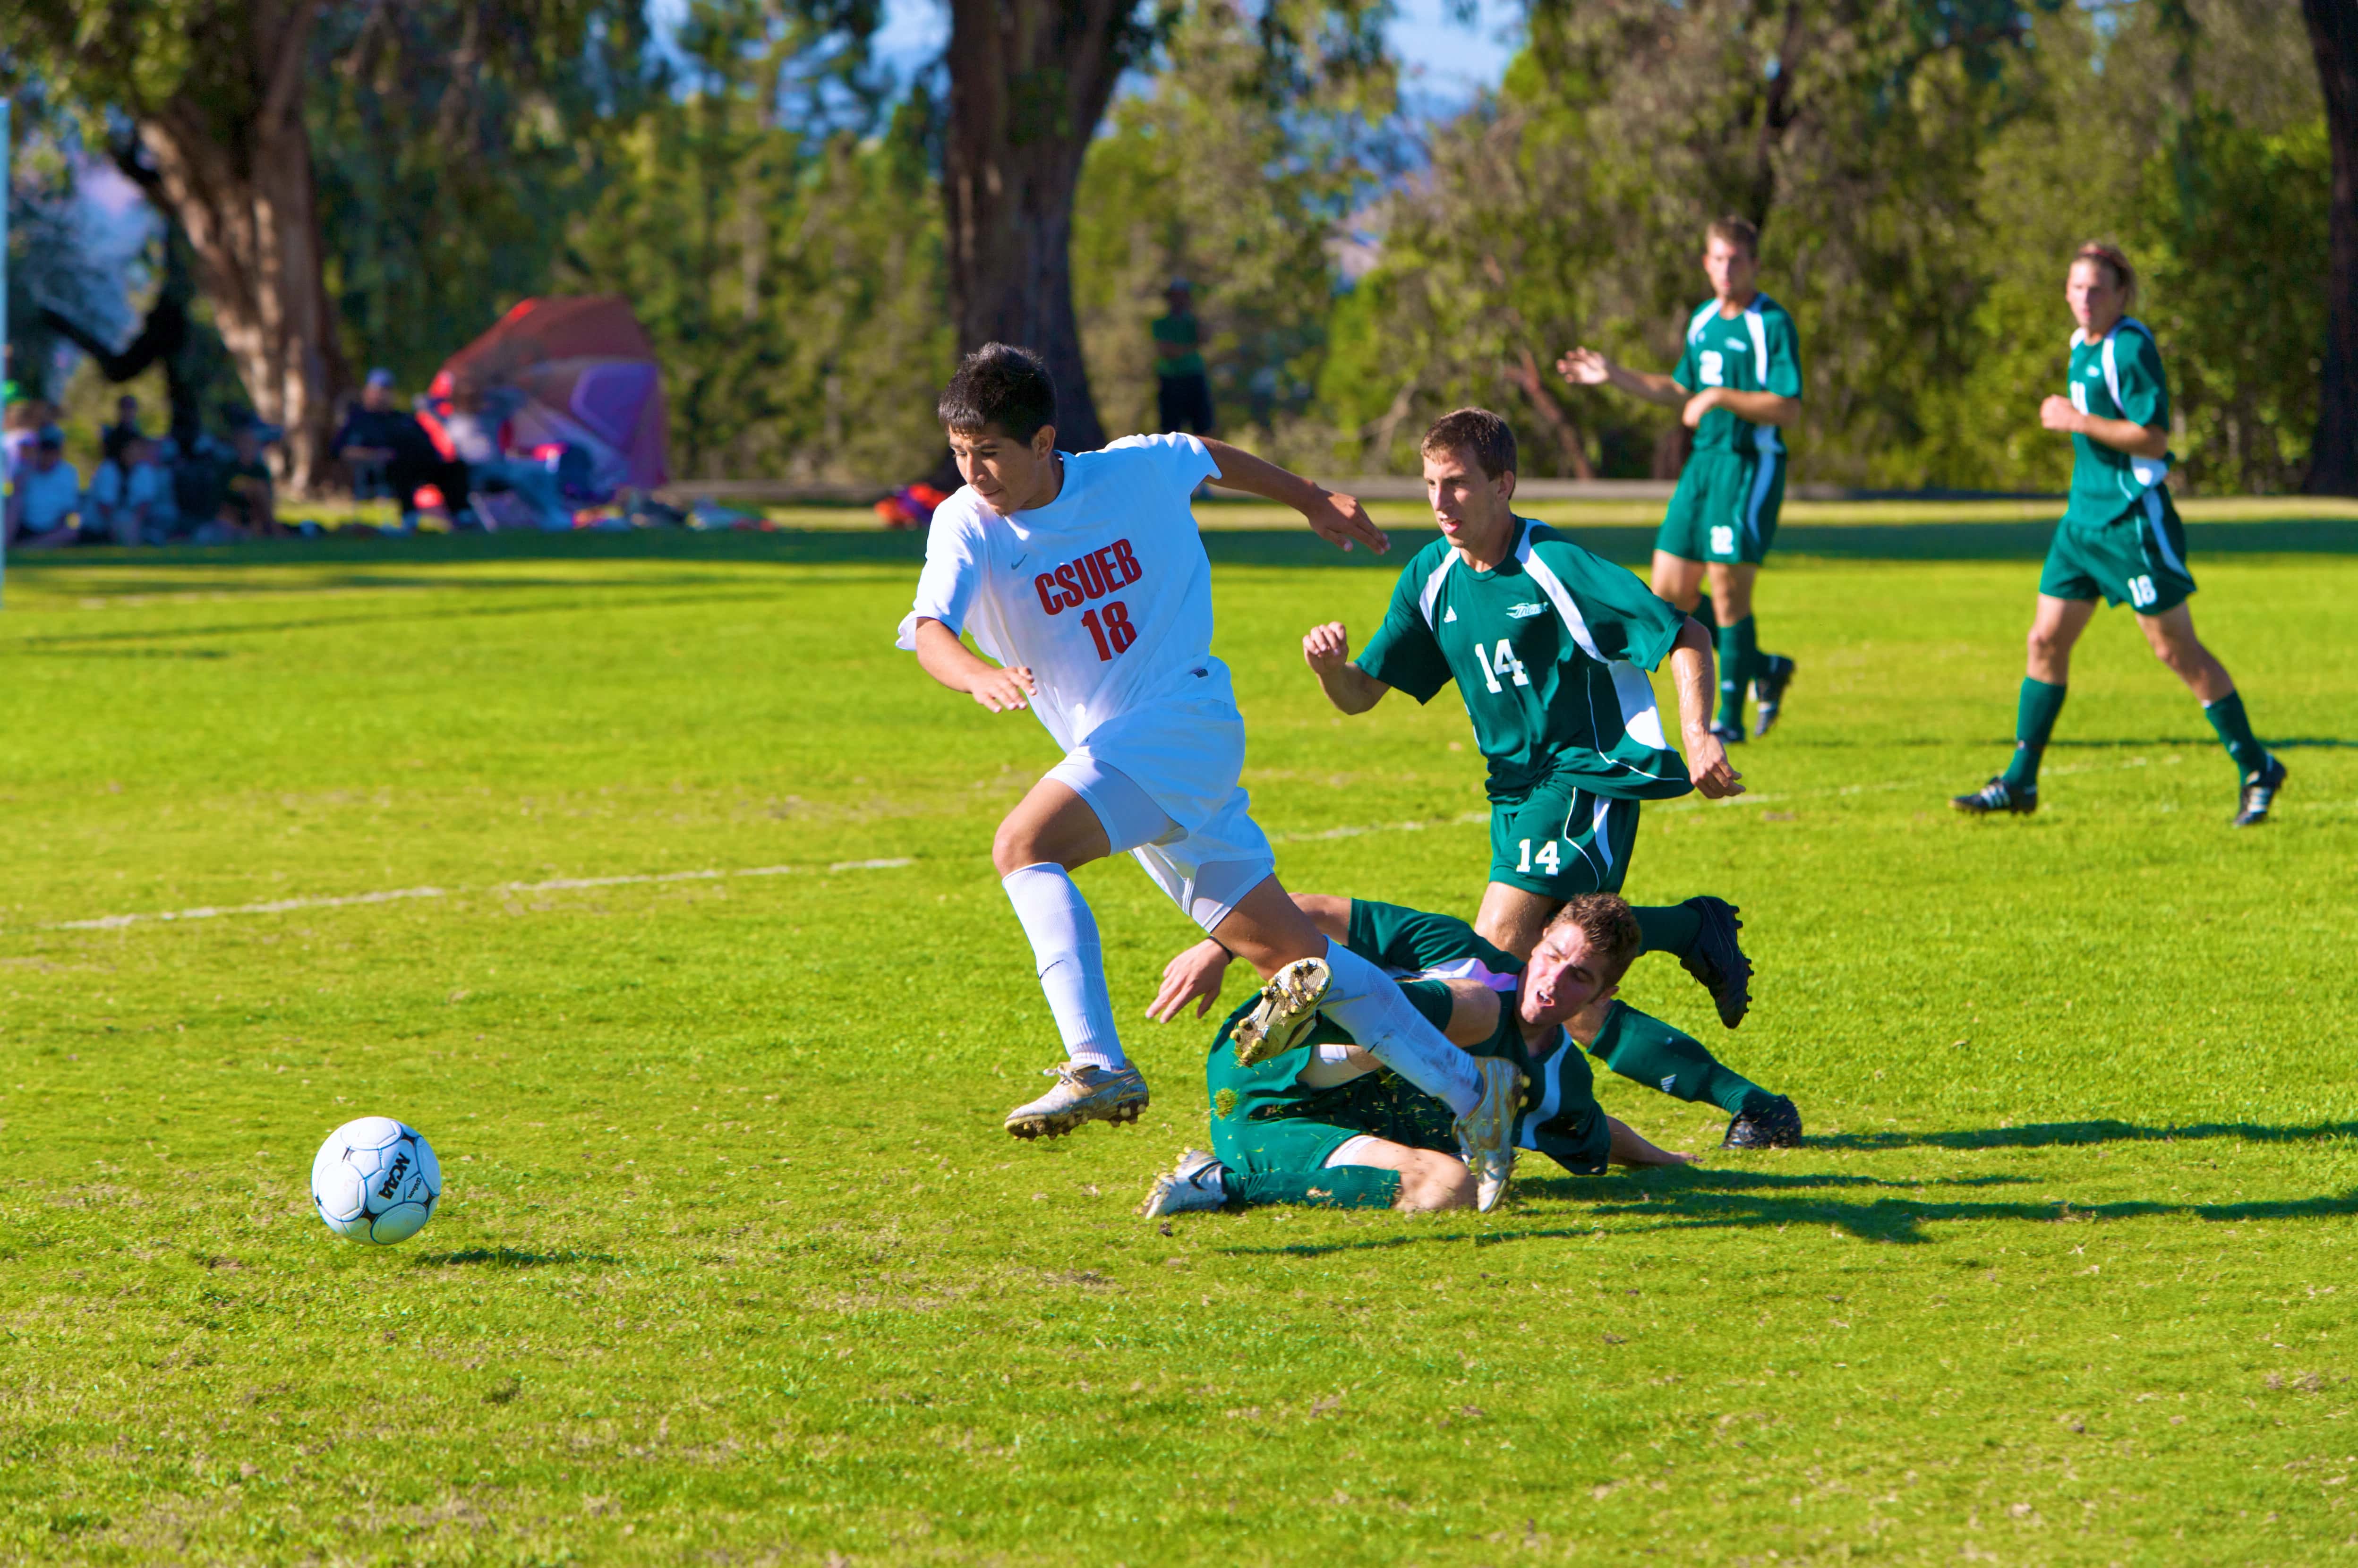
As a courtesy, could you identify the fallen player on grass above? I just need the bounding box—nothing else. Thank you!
[1140,893,1695,1217]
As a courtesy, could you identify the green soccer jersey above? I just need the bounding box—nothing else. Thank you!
[1203,898,1613,1175]
[1673,294,1804,457]
[1152,311,1205,379]
[2062,318,2173,528]
[1357,518,1692,802]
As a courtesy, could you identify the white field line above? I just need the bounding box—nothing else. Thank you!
[45,858,914,932]
[26,751,2299,935]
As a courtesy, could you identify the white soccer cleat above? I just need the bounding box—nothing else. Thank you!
[1139,1149,1229,1217]
[1452,1057,1527,1213]
[1003,1062,1150,1140]
[1231,956,1333,1067]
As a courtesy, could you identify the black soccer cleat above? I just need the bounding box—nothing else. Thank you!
[1751,655,1798,738]
[1722,1094,1803,1150]
[2232,755,2286,827]
[1950,777,2036,816]
[1708,720,1746,748]
[1677,895,1752,1030]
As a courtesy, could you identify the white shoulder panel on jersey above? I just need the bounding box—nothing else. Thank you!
[1515,534,1675,758]
[2099,317,2169,492]
[1686,299,1720,343]
[1416,551,1457,629]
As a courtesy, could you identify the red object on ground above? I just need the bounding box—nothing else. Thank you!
[874,483,950,530]
[414,485,447,511]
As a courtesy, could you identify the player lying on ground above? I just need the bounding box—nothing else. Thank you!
[1950,242,2284,827]
[897,344,1522,1203]
[1557,215,1803,742]
[1298,408,1800,1146]
[1141,893,1696,1217]
[1153,886,1794,1158]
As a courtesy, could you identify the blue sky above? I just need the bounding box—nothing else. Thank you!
[869,0,1526,113]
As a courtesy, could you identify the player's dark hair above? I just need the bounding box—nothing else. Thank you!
[1706,214,1761,258]
[1420,407,1517,482]
[1545,893,1643,979]
[2072,241,2137,306]
[938,343,1058,442]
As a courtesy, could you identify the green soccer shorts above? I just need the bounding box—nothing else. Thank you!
[2039,488,2196,614]
[1488,780,1642,901]
[1656,448,1785,566]
[1207,1063,1456,1175]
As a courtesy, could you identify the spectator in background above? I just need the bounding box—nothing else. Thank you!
[100,394,144,467]
[218,422,281,537]
[3,399,57,479]
[5,426,84,549]
[87,434,177,545]
[1152,279,1215,436]
[333,368,468,530]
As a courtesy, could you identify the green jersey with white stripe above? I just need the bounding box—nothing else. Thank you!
[1358,518,1692,802]
[2062,318,2173,528]
[1673,294,1804,457]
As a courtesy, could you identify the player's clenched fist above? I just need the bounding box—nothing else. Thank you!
[1302,621,1352,675]
[965,665,1037,713]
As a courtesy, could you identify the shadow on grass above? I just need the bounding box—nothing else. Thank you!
[1222,1184,2358,1252]
[7,515,2354,582]
[409,1246,616,1269]
[1813,1118,2358,1150]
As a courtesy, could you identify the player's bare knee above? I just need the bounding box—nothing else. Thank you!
[990,818,1045,877]
[1394,1152,1477,1212]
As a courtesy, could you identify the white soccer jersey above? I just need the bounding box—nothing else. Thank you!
[896,434,1224,756]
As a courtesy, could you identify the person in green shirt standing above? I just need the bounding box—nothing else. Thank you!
[1556,215,1803,745]
[1151,279,1214,435]
[1291,407,1803,1149]
[1951,243,2283,826]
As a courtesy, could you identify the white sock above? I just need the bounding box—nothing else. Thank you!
[1319,939,1479,1114]
[1002,863,1126,1071]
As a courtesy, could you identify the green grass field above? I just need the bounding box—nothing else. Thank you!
[1,517,2353,1566]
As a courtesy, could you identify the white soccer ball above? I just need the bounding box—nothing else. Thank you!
[310,1117,442,1244]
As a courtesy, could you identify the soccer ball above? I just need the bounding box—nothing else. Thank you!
[310,1117,442,1244]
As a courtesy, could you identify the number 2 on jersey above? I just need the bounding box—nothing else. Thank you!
[1474,638,1530,694]
[1080,600,1138,661]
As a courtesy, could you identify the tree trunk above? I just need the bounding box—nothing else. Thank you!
[2303,0,2358,494]
[133,0,347,496]
[941,0,1132,452]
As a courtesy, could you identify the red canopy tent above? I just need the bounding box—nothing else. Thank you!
[420,296,670,501]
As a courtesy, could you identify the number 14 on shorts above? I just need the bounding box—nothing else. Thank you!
[1517,837,1563,876]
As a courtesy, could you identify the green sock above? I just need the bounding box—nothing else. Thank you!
[2000,678,2067,791]
[1225,1167,1400,1210]
[2203,692,2269,779]
[1713,622,1746,729]
[1632,903,1702,958]
[1586,1003,1768,1116]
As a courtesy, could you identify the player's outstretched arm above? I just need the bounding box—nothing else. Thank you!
[1557,347,1689,410]
[1606,1116,1698,1167]
[1669,618,1743,799]
[2039,399,2169,459]
[909,616,1037,713]
[1200,438,1389,555]
[1303,622,1391,715]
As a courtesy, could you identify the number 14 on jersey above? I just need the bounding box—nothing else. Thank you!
[1474,639,1530,694]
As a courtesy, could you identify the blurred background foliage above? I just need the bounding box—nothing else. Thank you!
[3,0,2331,491]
